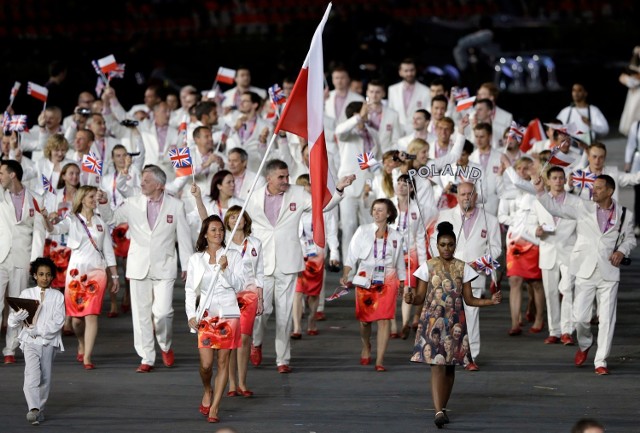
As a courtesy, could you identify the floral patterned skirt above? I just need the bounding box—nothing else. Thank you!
[355,275,399,322]
[65,266,107,317]
[198,312,241,349]
[44,239,71,289]
[295,252,325,296]
[237,288,259,336]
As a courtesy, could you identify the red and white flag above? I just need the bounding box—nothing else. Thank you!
[520,118,546,153]
[178,114,188,145]
[27,82,48,102]
[97,55,118,73]
[274,3,333,248]
[547,146,575,167]
[456,96,476,112]
[9,81,20,105]
[216,67,236,85]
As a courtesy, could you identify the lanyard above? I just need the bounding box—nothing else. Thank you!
[302,221,313,239]
[241,120,257,143]
[241,238,249,257]
[216,199,223,218]
[600,204,616,232]
[373,227,388,261]
[77,214,105,261]
[112,172,118,206]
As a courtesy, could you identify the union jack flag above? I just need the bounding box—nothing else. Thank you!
[81,152,103,176]
[326,285,351,301]
[108,63,125,80]
[42,175,55,194]
[452,86,470,102]
[168,147,193,177]
[9,115,27,132]
[571,169,597,191]
[507,121,525,142]
[469,254,500,276]
[547,145,574,168]
[268,84,286,105]
[177,115,188,145]
[357,151,379,170]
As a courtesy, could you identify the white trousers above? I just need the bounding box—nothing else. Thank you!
[574,267,618,369]
[542,262,574,337]
[0,262,29,356]
[339,196,373,261]
[129,278,175,365]
[252,269,297,366]
[23,342,57,412]
[463,282,484,360]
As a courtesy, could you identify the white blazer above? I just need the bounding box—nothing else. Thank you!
[538,195,636,281]
[532,193,579,269]
[325,90,365,125]
[222,86,268,109]
[425,206,502,280]
[387,81,430,135]
[335,116,379,199]
[234,169,266,201]
[139,123,179,177]
[106,192,192,280]
[469,149,504,215]
[0,187,45,266]
[372,107,402,154]
[244,184,343,275]
[8,287,65,350]
[227,235,265,289]
[50,213,117,268]
[225,116,272,173]
[345,223,406,282]
[184,249,245,319]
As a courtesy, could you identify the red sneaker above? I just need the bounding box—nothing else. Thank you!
[250,344,262,366]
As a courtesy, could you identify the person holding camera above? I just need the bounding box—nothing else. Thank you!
[533,173,636,375]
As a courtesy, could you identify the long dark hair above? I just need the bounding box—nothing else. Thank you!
[195,215,226,252]
[208,169,233,202]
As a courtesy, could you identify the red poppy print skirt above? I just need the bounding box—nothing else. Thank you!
[65,267,107,316]
[355,272,399,322]
[198,312,241,350]
[295,252,325,296]
[237,287,259,336]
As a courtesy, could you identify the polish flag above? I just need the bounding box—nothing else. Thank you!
[97,55,118,73]
[178,114,188,145]
[456,96,476,112]
[216,67,236,85]
[274,3,333,248]
[547,146,575,167]
[27,82,48,102]
[9,81,20,104]
[520,118,546,153]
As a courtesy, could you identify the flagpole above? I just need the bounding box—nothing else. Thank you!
[195,132,279,323]
[43,101,47,111]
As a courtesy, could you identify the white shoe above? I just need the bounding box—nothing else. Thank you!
[26,409,39,425]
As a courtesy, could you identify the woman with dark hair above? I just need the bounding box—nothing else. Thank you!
[404,221,501,428]
[184,215,244,423]
[340,198,405,371]
[44,185,119,370]
[223,205,264,397]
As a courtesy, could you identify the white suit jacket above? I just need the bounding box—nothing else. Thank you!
[225,116,272,173]
[244,184,343,275]
[424,207,502,287]
[532,193,579,269]
[234,169,266,201]
[107,193,192,280]
[572,165,640,202]
[345,223,407,282]
[469,149,503,215]
[335,116,379,198]
[222,86,268,109]
[538,195,636,281]
[139,123,179,175]
[387,81,430,135]
[371,107,402,154]
[324,90,364,125]
[0,187,45,266]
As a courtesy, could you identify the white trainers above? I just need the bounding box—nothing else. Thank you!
[26,409,39,425]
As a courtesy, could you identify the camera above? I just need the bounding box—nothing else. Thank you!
[76,108,91,116]
[120,119,139,127]
[392,150,416,162]
[621,257,631,266]
[450,184,458,194]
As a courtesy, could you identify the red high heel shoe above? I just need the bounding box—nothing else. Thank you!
[199,391,213,416]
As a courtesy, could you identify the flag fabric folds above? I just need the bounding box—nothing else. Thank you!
[97,55,118,73]
[168,147,194,177]
[520,118,546,153]
[571,169,597,191]
[82,152,103,176]
[508,121,525,142]
[216,67,236,85]
[27,82,48,102]
[357,152,379,170]
[273,3,333,248]
[42,175,55,194]
[8,115,27,132]
[456,96,476,112]
[547,146,575,167]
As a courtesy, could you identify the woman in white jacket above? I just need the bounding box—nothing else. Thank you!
[341,198,406,371]
[185,215,245,424]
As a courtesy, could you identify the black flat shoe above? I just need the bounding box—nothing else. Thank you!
[434,411,446,428]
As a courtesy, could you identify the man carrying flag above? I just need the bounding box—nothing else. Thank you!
[244,3,356,373]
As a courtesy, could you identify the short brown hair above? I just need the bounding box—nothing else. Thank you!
[224,205,252,237]
[371,198,398,224]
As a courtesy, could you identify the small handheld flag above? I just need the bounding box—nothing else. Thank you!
[507,121,525,143]
[8,115,27,132]
[82,152,103,176]
[27,82,48,103]
[42,175,55,194]
[97,55,118,74]
[268,84,286,105]
[168,147,194,178]
[357,152,379,170]
[546,145,575,168]
[2,112,10,133]
[108,64,125,80]
[571,169,597,191]
[177,115,188,146]
[456,96,476,112]
[216,67,236,86]
[469,254,500,276]
[8,81,21,107]
[326,285,351,301]
[452,87,470,102]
